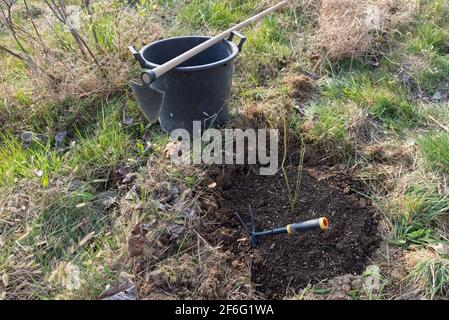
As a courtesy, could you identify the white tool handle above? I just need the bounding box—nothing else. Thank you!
[141,1,288,84]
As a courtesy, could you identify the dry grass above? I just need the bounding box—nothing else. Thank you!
[317,0,416,60]
[139,241,256,299]
[0,2,163,107]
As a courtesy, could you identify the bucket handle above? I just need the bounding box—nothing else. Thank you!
[227,31,246,52]
[128,46,147,68]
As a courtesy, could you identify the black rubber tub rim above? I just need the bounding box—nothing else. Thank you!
[139,35,240,73]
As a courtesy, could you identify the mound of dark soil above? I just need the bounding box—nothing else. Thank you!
[203,149,380,298]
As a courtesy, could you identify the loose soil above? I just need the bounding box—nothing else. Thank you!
[203,147,380,298]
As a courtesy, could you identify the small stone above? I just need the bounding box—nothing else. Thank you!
[54,131,67,147]
[402,73,411,84]
[207,182,217,189]
[68,179,83,191]
[169,184,180,195]
[343,186,350,194]
[33,169,43,177]
[180,208,197,221]
[122,114,134,126]
[21,131,33,148]
[431,91,442,102]
[166,224,186,242]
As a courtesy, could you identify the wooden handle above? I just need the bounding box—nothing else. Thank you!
[143,1,288,83]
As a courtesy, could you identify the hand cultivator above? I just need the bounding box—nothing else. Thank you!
[235,207,329,246]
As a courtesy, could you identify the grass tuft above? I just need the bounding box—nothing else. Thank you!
[390,185,449,248]
[417,132,449,174]
[407,257,449,299]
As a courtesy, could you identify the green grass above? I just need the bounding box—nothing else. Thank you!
[390,185,449,248]
[419,0,449,28]
[302,101,353,156]
[0,134,63,188]
[411,51,449,94]
[26,189,104,263]
[68,105,133,179]
[324,73,420,129]
[177,0,258,30]
[407,23,448,54]
[417,132,449,174]
[15,184,125,299]
[407,257,449,299]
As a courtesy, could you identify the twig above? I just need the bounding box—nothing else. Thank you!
[428,115,449,134]
[23,0,44,47]
[0,0,28,53]
[0,43,48,75]
[83,0,98,45]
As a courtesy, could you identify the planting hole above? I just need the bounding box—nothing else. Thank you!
[203,147,380,298]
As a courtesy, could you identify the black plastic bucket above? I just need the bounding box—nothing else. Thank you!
[131,34,245,134]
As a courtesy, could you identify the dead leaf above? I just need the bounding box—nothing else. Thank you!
[180,208,197,221]
[166,224,186,242]
[100,272,136,300]
[102,287,136,300]
[128,224,148,258]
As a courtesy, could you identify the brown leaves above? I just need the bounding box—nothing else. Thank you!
[127,224,148,258]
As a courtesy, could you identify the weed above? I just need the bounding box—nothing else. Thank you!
[26,189,104,263]
[418,0,449,28]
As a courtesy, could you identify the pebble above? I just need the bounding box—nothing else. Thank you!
[431,91,442,102]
